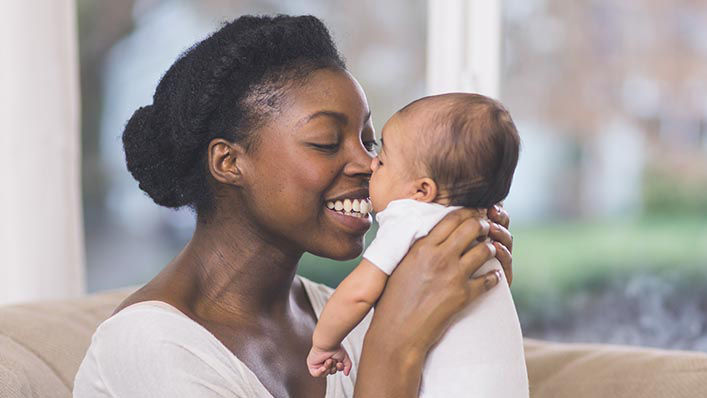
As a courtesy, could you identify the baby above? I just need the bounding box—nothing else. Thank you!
[306,93,528,397]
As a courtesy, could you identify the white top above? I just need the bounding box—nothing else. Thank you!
[73,276,372,398]
[363,199,460,274]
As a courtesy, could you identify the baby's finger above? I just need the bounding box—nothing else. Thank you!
[343,356,352,376]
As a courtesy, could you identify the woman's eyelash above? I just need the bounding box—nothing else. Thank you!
[311,143,339,151]
[363,140,380,151]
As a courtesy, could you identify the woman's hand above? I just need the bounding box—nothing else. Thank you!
[488,204,513,285]
[355,208,505,397]
[373,208,502,355]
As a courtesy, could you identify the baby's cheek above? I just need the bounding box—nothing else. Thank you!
[370,190,388,213]
[368,177,382,211]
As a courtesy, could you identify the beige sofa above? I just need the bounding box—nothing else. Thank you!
[1,288,706,398]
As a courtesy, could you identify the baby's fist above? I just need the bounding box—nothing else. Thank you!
[307,345,352,377]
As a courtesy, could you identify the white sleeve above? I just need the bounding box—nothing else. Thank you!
[74,307,256,398]
[363,216,425,275]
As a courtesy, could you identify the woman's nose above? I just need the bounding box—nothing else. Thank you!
[343,144,374,178]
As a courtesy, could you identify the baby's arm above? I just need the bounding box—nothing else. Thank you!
[307,259,388,376]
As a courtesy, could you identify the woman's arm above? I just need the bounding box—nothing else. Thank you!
[354,208,512,397]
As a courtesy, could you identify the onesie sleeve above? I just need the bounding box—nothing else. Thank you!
[363,205,428,275]
[73,305,258,398]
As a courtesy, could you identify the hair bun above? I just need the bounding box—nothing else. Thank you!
[122,105,188,208]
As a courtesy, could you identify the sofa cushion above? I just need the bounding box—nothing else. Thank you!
[0,335,67,398]
[1,288,707,398]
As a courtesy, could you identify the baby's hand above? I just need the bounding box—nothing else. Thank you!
[307,344,352,377]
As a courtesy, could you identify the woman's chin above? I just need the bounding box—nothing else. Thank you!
[309,239,365,261]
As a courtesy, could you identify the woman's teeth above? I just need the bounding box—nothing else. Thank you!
[326,198,371,218]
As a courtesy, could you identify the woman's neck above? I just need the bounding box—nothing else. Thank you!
[171,212,305,323]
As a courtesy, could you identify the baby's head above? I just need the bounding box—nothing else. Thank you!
[369,93,520,213]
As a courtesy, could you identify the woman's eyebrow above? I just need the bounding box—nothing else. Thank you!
[301,110,349,126]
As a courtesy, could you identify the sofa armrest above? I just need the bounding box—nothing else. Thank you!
[524,338,707,397]
[0,287,136,398]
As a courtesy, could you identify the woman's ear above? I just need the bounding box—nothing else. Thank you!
[208,138,247,187]
[411,177,438,203]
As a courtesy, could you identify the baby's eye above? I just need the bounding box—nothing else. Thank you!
[363,140,380,152]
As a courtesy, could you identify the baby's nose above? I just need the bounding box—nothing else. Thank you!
[370,156,378,171]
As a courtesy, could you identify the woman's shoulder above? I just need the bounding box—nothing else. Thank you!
[86,301,229,366]
[97,301,197,338]
[75,301,268,397]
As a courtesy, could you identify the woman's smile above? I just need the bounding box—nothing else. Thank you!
[323,190,373,234]
[324,205,372,234]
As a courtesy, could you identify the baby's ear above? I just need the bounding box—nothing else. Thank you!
[411,177,438,203]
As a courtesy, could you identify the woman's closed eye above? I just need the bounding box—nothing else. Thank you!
[363,139,379,152]
[310,142,340,152]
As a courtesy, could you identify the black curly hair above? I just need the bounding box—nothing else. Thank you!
[122,15,346,219]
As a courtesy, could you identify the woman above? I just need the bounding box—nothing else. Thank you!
[74,15,515,397]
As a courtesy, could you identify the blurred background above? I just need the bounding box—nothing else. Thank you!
[76,0,707,351]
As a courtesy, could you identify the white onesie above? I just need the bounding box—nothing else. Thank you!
[363,199,529,398]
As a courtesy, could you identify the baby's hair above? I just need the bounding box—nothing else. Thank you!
[399,93,520,208]
[122,15,345,219]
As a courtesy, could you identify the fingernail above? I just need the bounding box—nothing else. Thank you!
[484,271,499,290]
[480,219,490,231]
[487,242,497,256]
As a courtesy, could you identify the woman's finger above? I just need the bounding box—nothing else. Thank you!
[425,208,478,245]
[489,221,513,253]
[467,270,502,302]
[488,204,510,229]
[444,217,490,255]
[459,240,496,277]
[493,241,513,286]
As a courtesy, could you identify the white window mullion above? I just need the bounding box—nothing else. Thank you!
[0,0,85,304]
[427,0,501,98]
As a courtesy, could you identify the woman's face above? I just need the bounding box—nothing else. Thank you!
[238,69,377,260]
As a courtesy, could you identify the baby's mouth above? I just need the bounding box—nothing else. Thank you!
[325,198,372,218]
